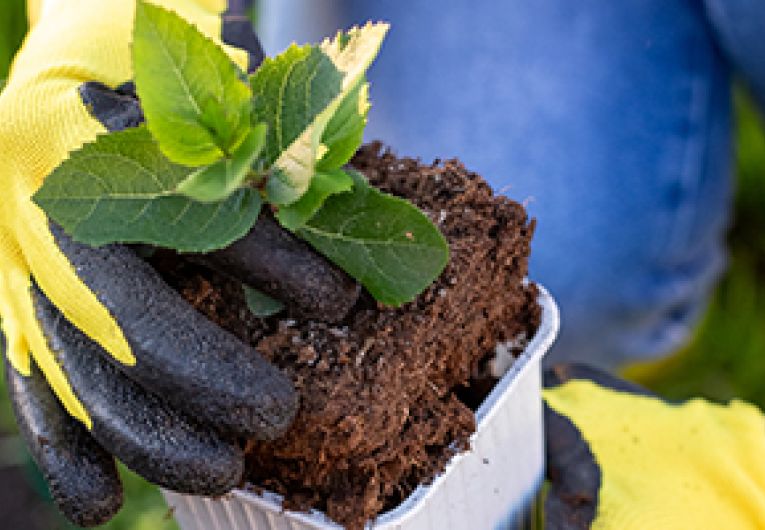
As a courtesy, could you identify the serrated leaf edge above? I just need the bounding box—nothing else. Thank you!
[270,22,389,204]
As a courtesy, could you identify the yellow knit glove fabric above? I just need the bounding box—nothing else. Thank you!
[544,381,765,530]
[0,0,248,429]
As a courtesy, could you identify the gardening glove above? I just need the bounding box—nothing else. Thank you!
[1,1,357,526]
[543,363,765,530]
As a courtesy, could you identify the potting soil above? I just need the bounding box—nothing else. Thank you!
[153,143,540,530]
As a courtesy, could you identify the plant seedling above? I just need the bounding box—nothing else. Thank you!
[34,1,449,307]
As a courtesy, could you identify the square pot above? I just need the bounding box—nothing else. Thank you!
[163,286,559,530]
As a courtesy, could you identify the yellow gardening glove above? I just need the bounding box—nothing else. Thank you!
[0,2,307,526]
[0,0,248,428]
[543,364,765,529]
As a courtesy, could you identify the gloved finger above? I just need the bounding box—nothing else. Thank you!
[543,403,600,530]
[32,286,245,495]
[78,82,361,323]
[3,261,93,424]
[77,7,362,322]
[222,0,265,73]
[192,213,362,322]
[50,224,297,440]
[4,356,122,528]
[542,363,654,529]
[201,6,359,320]
[544,362,656,398]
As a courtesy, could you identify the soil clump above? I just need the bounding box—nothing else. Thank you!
[152,143,540,530]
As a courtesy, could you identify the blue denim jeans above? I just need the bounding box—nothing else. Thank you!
[258,0,765,369]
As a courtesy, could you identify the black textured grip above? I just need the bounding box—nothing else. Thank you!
[79,82,144,133]
[192,214,362,322]
[543,403,600,530]
[542,363,654,530]
[51,224,298,439]
[78,37,361,323]
[5,357,123,527]
[222,11,265,73]
[32,287,247,495]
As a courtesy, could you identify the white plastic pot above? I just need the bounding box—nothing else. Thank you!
[163,286,559,530]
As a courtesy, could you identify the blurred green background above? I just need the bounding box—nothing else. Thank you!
[2,1,765,529]
[627,91,765,401]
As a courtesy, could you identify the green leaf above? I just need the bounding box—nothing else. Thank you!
[250,45,341,205]
[317,79,369,171]
[177,123,266,202]
[33,127,262,253]
[276,169,354,230]
[133,0,253,166]
[250,22,389,205]
[252,45,341,166]
[297,171,449,306]
[243,286,285,317]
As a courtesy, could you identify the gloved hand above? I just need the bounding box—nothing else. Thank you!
[0,1,358,526]
[543,364,765,530]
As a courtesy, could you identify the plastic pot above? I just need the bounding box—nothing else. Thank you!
[163,286,559,530]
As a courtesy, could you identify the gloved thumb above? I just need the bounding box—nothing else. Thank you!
[544,364,765,530]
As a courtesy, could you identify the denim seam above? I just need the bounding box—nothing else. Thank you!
[663,26,713,256]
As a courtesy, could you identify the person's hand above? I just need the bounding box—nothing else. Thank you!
[543,363,765,530]
[0,1,358,526]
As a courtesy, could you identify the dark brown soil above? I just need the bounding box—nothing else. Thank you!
[154,143,540,530]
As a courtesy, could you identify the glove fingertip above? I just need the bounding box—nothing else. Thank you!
[4,357,124,527]
[543,404,600,530]
[47,465,124,528]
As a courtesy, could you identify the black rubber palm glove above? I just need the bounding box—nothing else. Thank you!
[4,8,359,527]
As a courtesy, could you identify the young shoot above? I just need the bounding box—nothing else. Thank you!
[34,1,448,306]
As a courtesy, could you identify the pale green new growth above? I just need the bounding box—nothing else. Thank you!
[34,128,262,252]
[250,22,389,205]
[317,80,370,172]
[133,1,253,166]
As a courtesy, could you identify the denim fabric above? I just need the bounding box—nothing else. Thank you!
[258,0,745,369]
[703,0,765,109]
